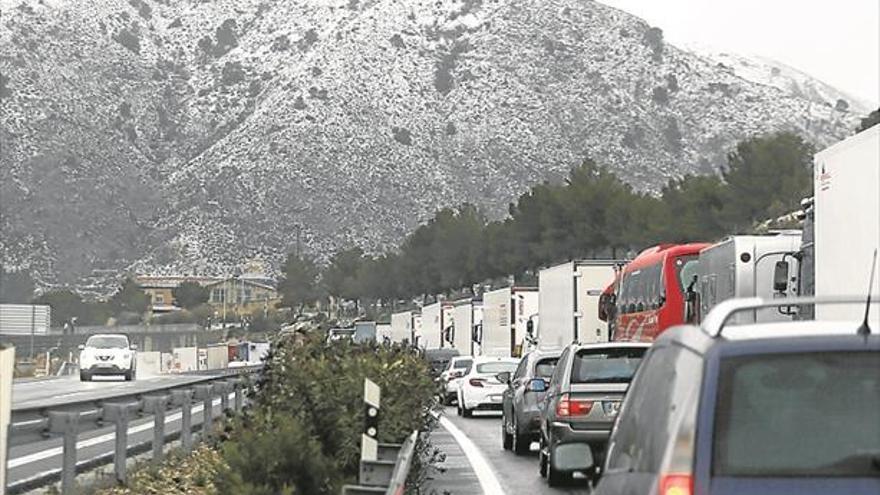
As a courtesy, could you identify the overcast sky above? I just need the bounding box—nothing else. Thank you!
[599,0,880,108]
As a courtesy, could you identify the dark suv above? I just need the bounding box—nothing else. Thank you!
[539,342,650,486]
[499,349,561,454]
[596,298,880,495]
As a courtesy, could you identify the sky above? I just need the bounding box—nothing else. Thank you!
[599,0,880,108]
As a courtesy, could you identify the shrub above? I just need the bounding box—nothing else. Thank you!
[250,333,438,486]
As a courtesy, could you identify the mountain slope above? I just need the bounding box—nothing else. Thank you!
[0,0,864,283]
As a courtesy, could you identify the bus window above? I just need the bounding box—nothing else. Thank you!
[674,255,699,295]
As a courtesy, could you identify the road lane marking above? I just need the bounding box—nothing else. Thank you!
[438,416,505,495]
[7,395,228,469]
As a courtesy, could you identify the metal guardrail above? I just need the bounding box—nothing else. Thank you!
[342,431,419,495]
[4,366,262,494]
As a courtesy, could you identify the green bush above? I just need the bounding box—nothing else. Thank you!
[216,414,337,494]
[240,333,439,491]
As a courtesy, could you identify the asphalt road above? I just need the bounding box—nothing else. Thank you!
[12,373,221,410]
[438,407,592,494]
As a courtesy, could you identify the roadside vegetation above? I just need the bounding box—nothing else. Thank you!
[94,329,438,495]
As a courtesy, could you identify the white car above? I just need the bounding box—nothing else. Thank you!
[439,356,473,404]
[456,356,520,417]
[78,334,137,381]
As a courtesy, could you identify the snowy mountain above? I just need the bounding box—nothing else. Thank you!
[0,0,865,284]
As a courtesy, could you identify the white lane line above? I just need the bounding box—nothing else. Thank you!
[7,395,228,469]
[438,416,505,495]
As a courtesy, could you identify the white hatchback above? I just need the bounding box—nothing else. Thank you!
[456,356,520,417]
[78,334,137,381]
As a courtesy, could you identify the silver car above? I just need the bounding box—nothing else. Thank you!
[499,349,561,454]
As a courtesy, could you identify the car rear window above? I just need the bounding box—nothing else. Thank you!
[570,347,646,384]
[453,359,473,369]
[714,351,880,477]
[535,357,559,379]
[476,362,518,374]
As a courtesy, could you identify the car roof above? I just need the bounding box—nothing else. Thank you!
[470,356,520,363]
[572,342,652,351]
[450,356,473,362]
[659,321,873,355]
[87,334,129,339]
[719,320,868,340]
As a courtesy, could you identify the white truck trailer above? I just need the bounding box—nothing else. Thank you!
[451,298,482,357]
[537,260,620,350]
[482,287,539,358]
[813,124,880,325]
[390,310,416,344]
[420,301,453,350]
[694,233,802,325]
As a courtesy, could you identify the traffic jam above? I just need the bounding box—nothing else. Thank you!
[404,127,880,493]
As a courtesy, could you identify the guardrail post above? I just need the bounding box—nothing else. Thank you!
[144,395,169,463]
[172,389,194,452]
[216,381,230,413]
[193,384,214,439]
[103,403,133,483]
[49,411,79,494]
[233,379,244,412]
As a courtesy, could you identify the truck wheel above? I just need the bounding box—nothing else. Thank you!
[79,371,91,382]
[502,422,513,450]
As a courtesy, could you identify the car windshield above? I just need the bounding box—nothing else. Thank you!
[85,336,129,349]
[535,358,559,379]
[571,347,645,383]
[453,359,473,369]
[713,351,880,477]
[476,362,518,374]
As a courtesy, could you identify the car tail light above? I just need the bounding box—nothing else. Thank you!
[469,378,486,387]
[659,473,692,495]
[555,393,593,417]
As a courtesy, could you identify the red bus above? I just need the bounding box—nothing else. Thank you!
[605,243,709,342]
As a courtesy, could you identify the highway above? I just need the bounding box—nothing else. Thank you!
[12,374,220,410]
[429,407,591,494]
[7,374,234,494]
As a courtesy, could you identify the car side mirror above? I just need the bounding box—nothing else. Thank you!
[77,344,85,351]
[526,378,547,392]
[773,260,790,293]
[526,320,535,336]
[496,371,511,384]
[130,344,138,350]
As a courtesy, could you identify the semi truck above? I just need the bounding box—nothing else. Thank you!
[811,124,880,324]
[481,286,538,358]
[537,260,620,350]
[690,232,802,325]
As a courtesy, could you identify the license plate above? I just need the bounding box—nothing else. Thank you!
[490,395,503,403]
[602,400,621,416]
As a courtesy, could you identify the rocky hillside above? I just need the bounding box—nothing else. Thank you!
[0,0,864,284]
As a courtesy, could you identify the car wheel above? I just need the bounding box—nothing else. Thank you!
[79,371,91,382]
[462,404,473,418]
[502,420,513,450]
[539,440,548,478]
[512,417,530,455]
[124,369,134,381]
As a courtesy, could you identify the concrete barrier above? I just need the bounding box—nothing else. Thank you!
[135,351,162,376]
